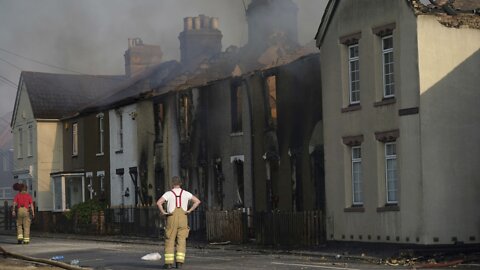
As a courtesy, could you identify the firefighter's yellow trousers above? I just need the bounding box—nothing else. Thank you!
[16,207,31,243]
[164,208,189,265]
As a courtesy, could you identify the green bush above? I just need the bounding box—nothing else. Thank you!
[65,200,107,224]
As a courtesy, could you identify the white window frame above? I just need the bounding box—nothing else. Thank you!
[52,174,85,212]
[382,35,394,98]
[348,43,360,104]
[86,172,94,199]
[97,171,105,192]
[27,125,33,157]
[351,146,363,205]
[17,128,23,159]
[385,142,398,204]
[72,122,78,156]
[97,113,104,155]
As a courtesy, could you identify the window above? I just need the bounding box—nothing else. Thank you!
[385,143,398,204]
[17,128,23,159]
[351,146,363,205]
[117,113,123,150]
[348,44,360,104]
[266,76,277,127]
[231,85,243,133]
[179,95,191,141]
[72,123,78,156]
[342,135,364,210]
[154,103,165,143]
[382,35,394,97]
[97,171,105,192]
[52,174,85,211]
[2,155,9,172]
[97,114,104,154]
[100,175,105,192]
[53,176,63,211]
[27,125,33,157]
[87,175,93,199]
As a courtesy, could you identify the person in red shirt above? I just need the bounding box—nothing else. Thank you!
[12,183,35,244]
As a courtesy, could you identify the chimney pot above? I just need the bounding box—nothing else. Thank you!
[193,16,201,30]
[201,15,210,29]
[184,17,193,31]
[211,17,219,30]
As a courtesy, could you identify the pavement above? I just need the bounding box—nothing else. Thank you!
[0,229,479,269]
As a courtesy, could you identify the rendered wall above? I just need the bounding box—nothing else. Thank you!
[417,15,480,244]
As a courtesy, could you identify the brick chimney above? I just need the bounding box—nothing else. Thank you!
[246,0,298,51]
[124,38,163,77]
[178,15,223,68]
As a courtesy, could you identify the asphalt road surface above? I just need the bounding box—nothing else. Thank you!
[0,235,477,269]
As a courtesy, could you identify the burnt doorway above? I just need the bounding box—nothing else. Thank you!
[311,146,325,212]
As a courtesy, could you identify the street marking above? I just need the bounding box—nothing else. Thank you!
[272,262,361,270]
[77,258,104,262]
[189,255,232,261]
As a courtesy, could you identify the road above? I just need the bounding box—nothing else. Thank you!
[0,235,476,270]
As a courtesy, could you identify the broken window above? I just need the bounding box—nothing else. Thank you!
[154,103,165,143]
[290,149,303,211]
[179,94,191,141]
[234,159,244,208]
[266,75,277,127]
[213,158,224,209]
[116,112,123,151]
[231,85,243,133]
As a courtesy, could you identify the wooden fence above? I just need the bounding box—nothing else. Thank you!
[206,210,248,243]
[254,210,325,247]
[205,210,325,247]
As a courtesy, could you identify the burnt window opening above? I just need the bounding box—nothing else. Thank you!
[213,158,224,210]
[154,103,165,143]
[231,85,243,133]
[290,149,303,211]
[233,159,245,208]
[266,75,277,127]
[179,94,192,141]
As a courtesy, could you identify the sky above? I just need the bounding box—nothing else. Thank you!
[0,0,327,118]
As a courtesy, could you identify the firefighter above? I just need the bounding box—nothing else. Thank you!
[12,183,35,244]
[157,176,201,269]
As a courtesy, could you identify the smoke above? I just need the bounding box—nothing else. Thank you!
[0,0,326,117]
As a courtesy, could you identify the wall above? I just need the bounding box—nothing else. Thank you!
[136,100,156,205]
[36,121,63,211]
[84,112,110,204]
[109,104,137,207]
[202,80,252,210]
[319,0,424,244]
[417,15,480,244]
